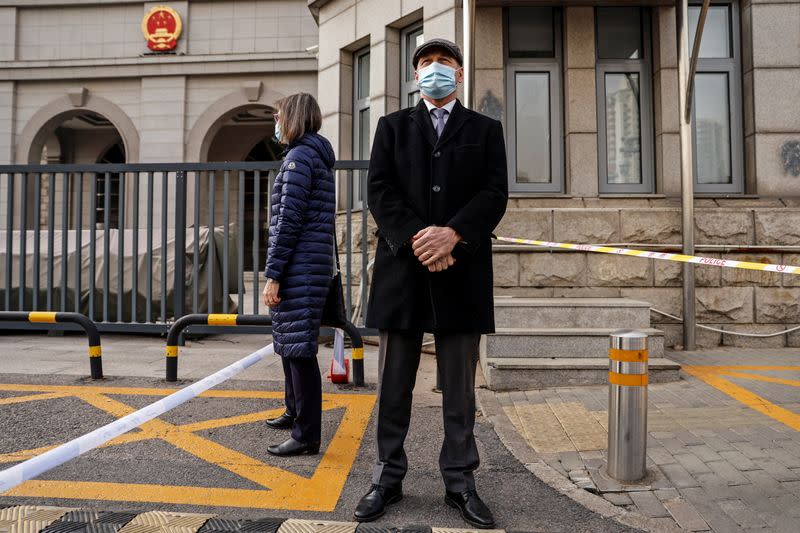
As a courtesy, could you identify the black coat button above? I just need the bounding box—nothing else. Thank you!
[432,185,441,192]
[433,151,441,158]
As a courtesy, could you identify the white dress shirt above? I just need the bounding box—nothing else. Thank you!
[423,98,457,131]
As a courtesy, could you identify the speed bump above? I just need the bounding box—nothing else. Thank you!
[0,507,525,533]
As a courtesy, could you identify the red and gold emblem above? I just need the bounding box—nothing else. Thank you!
[141,5,182,51]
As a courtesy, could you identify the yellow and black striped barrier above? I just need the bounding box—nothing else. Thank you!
[0,311,103,379]
[165,314,365,386]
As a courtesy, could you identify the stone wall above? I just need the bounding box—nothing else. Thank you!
[494,199,800,348]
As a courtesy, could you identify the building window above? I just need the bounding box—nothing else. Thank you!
[401,23,424,108]
[690,2,743,193]
[505,7,564,194]
[352,47,370,207]
[595,7,655,194]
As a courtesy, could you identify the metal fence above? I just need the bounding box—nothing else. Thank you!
[0,161,371,335]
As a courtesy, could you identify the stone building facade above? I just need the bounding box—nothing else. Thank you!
[1,0,800,347]
[310,0,800,348]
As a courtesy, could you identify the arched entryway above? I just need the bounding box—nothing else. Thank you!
[17,94,139,164]
[198,104,282,272]
[19,107,131,231]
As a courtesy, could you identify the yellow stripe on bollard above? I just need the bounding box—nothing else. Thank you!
[609,372,648,387]
[208,314,238,326]
[609,348,649,363]
[352,347,364,361]
[166,345,178,357]
[88,345,102,358]
[28,312,57,323]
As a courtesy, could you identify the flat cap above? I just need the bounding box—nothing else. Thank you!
[412,38,463,68]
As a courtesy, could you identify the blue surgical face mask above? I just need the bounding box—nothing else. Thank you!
[274,120,283,143]
[417,61,458,100]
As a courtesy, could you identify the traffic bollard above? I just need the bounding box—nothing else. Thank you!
[607,330,648,482]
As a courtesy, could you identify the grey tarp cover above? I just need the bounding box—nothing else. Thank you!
[0,225,238,322]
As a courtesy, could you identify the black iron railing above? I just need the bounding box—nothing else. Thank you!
[0,161,372,335]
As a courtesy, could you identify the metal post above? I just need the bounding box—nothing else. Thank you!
[677,0,696,351]
[462,0,476,109]
[174,170,187,322]
[607,330,648,482]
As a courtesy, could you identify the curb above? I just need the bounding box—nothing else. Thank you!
[475,389,683,533]
[0,506,514,533]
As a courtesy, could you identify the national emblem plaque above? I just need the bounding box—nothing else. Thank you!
[141,5,182,52]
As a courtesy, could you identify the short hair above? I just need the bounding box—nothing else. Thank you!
[274,93,322,145]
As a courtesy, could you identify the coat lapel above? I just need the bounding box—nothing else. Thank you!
[410,99,438,148]
[435,100,471,149]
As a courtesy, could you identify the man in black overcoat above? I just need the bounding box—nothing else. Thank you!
[353,38,508,529]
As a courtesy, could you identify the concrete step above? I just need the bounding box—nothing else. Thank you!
[482,357,681,391]
[484,328,665,359]
[494,297,652,329]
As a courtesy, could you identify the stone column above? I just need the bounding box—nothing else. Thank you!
[563,7,598,198]
[744,0,800,196]
[474,7,504,123]
[139,76,186,163]
[0,82,14,165]
[653,7,682,196]
[316,1,357,158]
[0,7,15,62]
[0,81,12,228]
[139,76,186,229]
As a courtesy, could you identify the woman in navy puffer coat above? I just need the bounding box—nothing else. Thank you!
[262,93,336,457]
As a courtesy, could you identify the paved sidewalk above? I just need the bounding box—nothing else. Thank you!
[479,348,800,533]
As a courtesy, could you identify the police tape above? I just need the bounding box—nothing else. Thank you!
[0,344,274,494]
[492,235,800,275]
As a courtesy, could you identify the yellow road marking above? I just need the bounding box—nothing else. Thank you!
[0,383,376,510]
[717,370,800,388]
[0,444,60,463]
[0,383,324,399]
[0,407,294,465]
[684,366,800,432]
[687,365,800,372]
[0,392,72,406]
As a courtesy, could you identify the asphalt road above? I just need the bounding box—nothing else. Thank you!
[0,370,638,532]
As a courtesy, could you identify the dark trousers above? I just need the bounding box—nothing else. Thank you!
[371,330,481,492]
[281,356,322,444]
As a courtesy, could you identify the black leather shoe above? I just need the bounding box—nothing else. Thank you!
[353,484,403,522]
[445,489,496,529]
[266,411,295,429]
[267,437,319,456]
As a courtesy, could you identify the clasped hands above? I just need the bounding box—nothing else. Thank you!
[411,226,461,273]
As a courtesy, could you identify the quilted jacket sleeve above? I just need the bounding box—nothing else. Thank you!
[265,154,313,282]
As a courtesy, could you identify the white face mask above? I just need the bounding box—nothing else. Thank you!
[274,120,283,142]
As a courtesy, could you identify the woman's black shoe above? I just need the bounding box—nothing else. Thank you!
[445,489,496,529]
[267,437,320,456]
[266,412,295,430]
